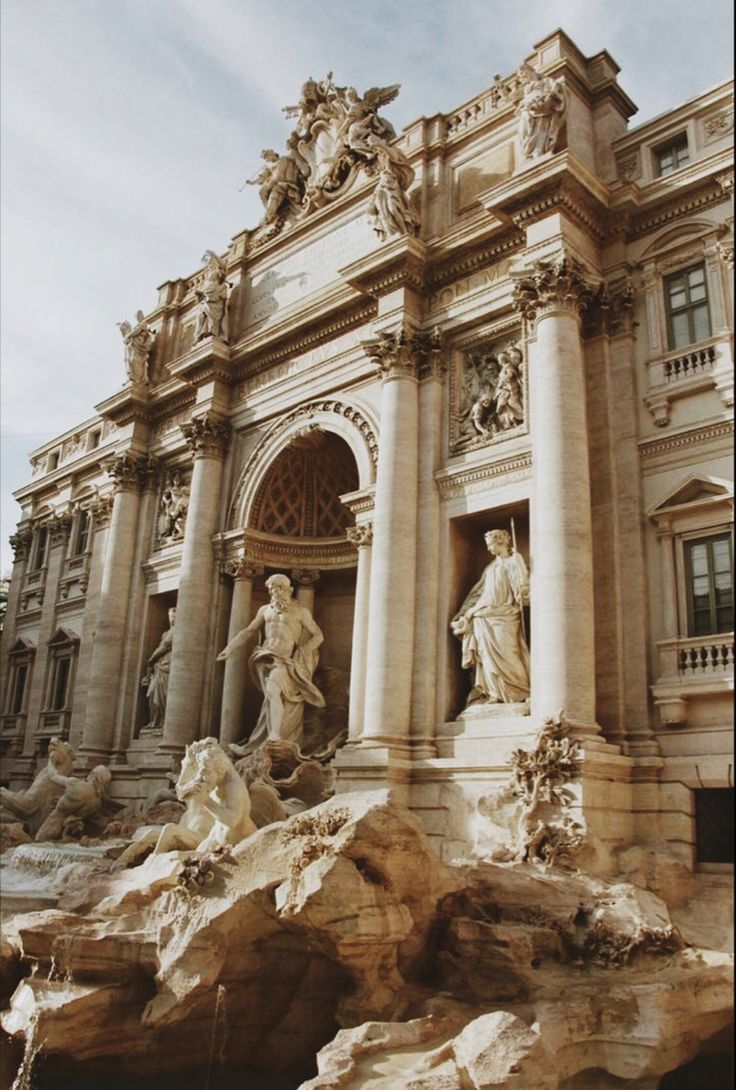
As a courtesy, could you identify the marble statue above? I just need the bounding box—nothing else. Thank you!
[140,608,176,735]
[493,346,524,430]
[247,148,304,223]
[158,473,189,541]
[115,737,256,868]
[194,251,230,341]
[218,573,325,751]
[451,529,530,706]
[118,310,154,385]
[35,764,112,841]
[0,737,75,834]
[517,63,567,159]
[367,141,419,241]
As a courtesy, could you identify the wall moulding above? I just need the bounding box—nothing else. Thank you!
[241,529,357,571]
[435,450,532,501]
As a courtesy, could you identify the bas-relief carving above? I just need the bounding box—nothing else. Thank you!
[451,342,525,452]
[218,574,325,752]
[451,529,530,707]
[118,311,155,386]
[516,63,567,160]
[140,608,175,736]
[157,472,189,543]
[245,75,415,244]
[703,109,734,143]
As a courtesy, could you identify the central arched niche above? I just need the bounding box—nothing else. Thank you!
[239,428,359,746]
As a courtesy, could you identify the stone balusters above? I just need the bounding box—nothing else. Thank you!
[219,556,263,747]
[360,326,433,747]
[160,413,231,755]
[513,254,599,732]
[79,455,154,760]
[346,523,373,741]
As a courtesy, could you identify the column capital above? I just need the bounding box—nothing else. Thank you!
[363,324,442,383]
[583,277,636,339]
[90,494,115,529]
[291,567,320,588]
[105,453,157,492]
[9,526,33,562]
[346,522,374,547]
[181,412,231,459]
[512,253,599,326]
[223,556,263,581]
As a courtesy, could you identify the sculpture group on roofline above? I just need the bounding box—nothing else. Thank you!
[245,73,419,241]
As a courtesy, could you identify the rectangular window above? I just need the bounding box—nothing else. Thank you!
[656,136,690,177]
[50,655,71,711]
[695,788,735,864]
[686,534,734,636]
[87,429,101,451]
[9,664,28,715]
[29,526,48,572]
[665,263,711,350]
[72,510,90,557]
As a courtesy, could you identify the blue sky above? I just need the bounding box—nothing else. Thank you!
[1,0,733,575]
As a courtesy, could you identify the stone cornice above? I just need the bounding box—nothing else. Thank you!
[426,228,525,291]
[95,385,153,428]
[242,529,357,570]
[638,420,734,461]
[181,413,231,459]
[435,450,532,499]
[339,235,428,298]
[167,336,232,386]
[628,172,734,239]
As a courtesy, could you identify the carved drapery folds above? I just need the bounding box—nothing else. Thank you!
[105,453,157,493]
[117,311,155,386]
[512,254,599,327]
[452,342,526,452]
[516,63,567,160]
[181,414,231,460]
[346,523,373,548]
[246,75,414,242]
[364,325,443,383]
[195,251,230,342]
[157,469,190,544]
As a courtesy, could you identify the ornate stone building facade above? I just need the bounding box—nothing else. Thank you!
[2,31,733,882]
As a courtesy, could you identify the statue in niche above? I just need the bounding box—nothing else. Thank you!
[454,344,525,448]
[517,63,567,159]
[194,251,230,341]
[217,573,325,751]
[367,139,419,241]
[0,737,75,835]
[118,310,155,385]
[158,472,189,542]
[141,608,176,735]
[35,764,112,841]
[115,737,256,869]
[451,529,530,707]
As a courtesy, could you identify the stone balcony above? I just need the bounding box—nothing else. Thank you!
[652,631,734,725]
[644,334,733,425]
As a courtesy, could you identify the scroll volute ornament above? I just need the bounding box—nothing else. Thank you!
[512,255,599,325]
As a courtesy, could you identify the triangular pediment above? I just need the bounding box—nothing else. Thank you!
[47,626,80,648]
[8,636,36,656]
[650,475,733,515]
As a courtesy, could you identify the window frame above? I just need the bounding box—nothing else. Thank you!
[664,262,712,351]
[70,508,91,558]
[684,529,736,636]
[28,525,49,573]
[654,134,690,177]
[42,629,79,719]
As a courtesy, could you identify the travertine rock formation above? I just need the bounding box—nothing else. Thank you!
[1,792,732,1087]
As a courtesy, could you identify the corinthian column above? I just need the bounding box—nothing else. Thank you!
[80,455,153,759]
[513,255,599,731]
[160,413,230,754]
[361,327,437,745]
[219,557,263,747]
[346,523,373,740]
